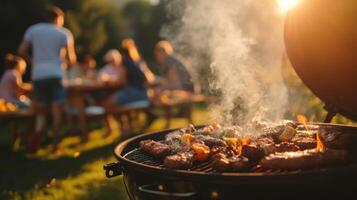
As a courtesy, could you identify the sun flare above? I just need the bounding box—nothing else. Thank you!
[277,0,301,14]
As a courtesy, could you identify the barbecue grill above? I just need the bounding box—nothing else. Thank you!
[104,123,357,200]
[104,1,357,199]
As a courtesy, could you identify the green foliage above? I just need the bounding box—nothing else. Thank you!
[0,0,51,79]
[121,0,168,65]
[0,0,168,73]
[53,0,125,59]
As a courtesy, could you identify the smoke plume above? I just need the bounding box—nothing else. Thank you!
[161,0,288,130]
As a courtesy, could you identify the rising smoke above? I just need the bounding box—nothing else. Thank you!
[161,0,288,129]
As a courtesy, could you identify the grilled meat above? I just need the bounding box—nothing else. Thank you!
[260,149,349,170]
[319,130,357,149]
[262,121,297,135]
[139,140,171,159]
[242,144,266,162]
[211,153,249,172]
[163,151,194,169]
[242,137,276,161]
[194,135,227,148]
[291,135,316,150]
[139,123,351,172]
[275,142,300,152]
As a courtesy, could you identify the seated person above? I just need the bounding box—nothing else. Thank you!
[104,51,149,137]
[0,54,32,108]
[122,38,157,84]
[67,54,97,82]
[98,49,121,84]
[154,40,195,94]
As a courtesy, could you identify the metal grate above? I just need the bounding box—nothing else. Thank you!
[123,148,290,174]
[123,146,357,175]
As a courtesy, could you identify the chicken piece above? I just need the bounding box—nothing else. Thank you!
[163,152,194,169]
[139,140,171,159]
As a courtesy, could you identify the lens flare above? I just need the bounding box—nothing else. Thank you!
[277,0,300,14]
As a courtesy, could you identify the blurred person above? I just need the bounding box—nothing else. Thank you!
[153,41,197,126]
[104,51,149,138]
[67,55,97,82]
[98,49,121,84]
[0,54,32,108]
[18,6,77,153]
[122,38,156,84]
[122,39,160,128]
[154,40,195,94]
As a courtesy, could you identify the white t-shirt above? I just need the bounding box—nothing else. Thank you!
[24,23,73,80]
[98,64,120,82]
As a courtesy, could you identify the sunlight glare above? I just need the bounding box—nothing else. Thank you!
[277,0,300,14]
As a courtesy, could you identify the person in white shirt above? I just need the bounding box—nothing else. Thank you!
[98,49,121,84]
[18,6,77,153]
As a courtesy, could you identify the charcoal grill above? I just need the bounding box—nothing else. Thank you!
[104,123,357,200]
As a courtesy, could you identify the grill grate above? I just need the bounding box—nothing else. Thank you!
[124,148,217,173]
[123,147,357,175]
[123,148,291,174]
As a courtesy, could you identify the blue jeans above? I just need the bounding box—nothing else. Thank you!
[113,86,148,106]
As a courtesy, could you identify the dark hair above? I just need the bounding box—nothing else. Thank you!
[121,47,131,59]
[44,6,64,22]
[5,54,23,69]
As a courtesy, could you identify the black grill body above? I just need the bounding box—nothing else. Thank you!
[105,123,357,200]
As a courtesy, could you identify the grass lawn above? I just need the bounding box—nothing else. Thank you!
[0,107,210,200]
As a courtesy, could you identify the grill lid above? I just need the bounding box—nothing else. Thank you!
[284,0,357,121]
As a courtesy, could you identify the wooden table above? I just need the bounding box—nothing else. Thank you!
[65,83,122,138]
[0,110,35,147]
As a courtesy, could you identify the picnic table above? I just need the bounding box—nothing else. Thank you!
[1,80,213,145]
[0,109,35,146]
[109,93,213,129]
[65,82,207,136]
[65,82,122,138]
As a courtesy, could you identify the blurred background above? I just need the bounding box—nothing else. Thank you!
[0,0,355,200]
[0,0,168,80]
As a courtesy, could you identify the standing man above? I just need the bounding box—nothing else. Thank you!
[18,7,77,153]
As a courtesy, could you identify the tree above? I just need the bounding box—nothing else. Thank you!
[0,0,50,79]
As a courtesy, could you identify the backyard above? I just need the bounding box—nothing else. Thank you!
[1,107,210,200]
[1,67,355,200]
[1,0,356,199]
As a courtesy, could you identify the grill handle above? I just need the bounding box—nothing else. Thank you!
[138,184,197,200]
[103,162,123,178]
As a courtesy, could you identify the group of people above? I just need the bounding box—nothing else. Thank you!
[0,7,196,153]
